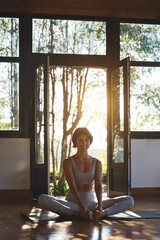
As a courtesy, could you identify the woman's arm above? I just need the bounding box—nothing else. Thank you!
[93,160,107,221]
[63,158,92,219]
[94,159,103,211]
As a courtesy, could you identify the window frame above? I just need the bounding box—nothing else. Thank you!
[0,13,28,137]
[119,18,160,138]
[129,61,160,139]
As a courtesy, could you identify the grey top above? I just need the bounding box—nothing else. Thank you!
[70,157,97,184]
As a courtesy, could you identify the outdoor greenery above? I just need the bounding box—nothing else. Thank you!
[120,23,160,61]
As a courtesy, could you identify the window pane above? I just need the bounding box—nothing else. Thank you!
[120,23,160,61]
[0,63,19,130]
[111,68,124,163]
[120,67,124,131]
[36,66,45,164]
[0,18,19,57]
[130,67,160,131]
[33,19,106,55]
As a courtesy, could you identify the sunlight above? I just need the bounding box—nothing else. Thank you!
[21,222,38,230]
[52,221,72,231]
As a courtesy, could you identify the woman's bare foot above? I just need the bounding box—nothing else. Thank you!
[93,209,108,221]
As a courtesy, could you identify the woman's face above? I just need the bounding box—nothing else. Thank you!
[76,134,90,151]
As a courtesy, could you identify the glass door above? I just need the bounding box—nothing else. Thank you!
[34,56,50,197]
[107,58,130,197]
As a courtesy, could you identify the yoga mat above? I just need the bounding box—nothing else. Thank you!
[24,212,59,221]
[24,210,160,221]
[109,211,160,219]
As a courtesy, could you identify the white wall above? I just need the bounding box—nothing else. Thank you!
[0,138,30,189]
[131,139,160,188]
[0,138,159,190]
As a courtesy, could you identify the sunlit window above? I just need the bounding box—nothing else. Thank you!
[0,17,19,131]
[32,19,106,55]
[0,62,19,130]
[0,17,19,57]
[130,67,160,131]
[120,23,160,61]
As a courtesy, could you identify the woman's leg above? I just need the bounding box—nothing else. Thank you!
[38,194,79,216]
[102,195,134,217]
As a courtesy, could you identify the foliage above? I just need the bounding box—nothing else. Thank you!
[120,23,160,61]
[102,172,107,184]
[92,148,107,172]
[50,182,69,196]
[50,171,69,196]
[0,122,12,130]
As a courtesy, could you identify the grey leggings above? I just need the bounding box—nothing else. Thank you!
[38,190,134,216]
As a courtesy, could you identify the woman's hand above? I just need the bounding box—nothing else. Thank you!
[80,205,93,221]
[93,209,102,221]
[93,205,105,222]
[73,204,93,221]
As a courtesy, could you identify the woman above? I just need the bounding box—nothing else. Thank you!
[38,127,134,221]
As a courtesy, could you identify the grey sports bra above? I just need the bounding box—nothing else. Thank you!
[70,157,97,184]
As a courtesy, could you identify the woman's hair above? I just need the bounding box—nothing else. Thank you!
[72,127,93,148]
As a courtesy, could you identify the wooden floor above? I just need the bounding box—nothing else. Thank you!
[0,197,160,240]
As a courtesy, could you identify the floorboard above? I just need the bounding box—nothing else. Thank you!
[0,197,160,240]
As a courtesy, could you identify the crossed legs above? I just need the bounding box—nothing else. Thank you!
[38,194,134,219]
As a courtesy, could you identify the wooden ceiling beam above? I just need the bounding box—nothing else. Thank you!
[0,0,160,20]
